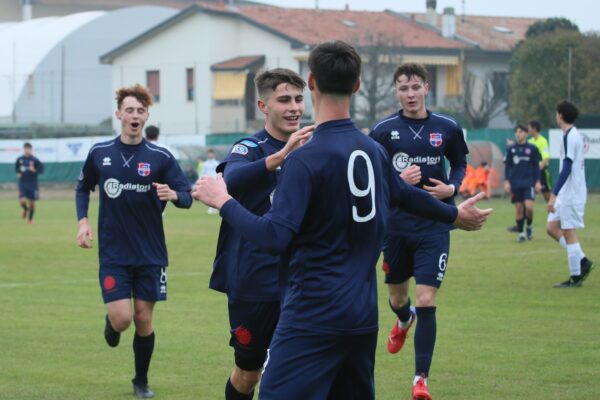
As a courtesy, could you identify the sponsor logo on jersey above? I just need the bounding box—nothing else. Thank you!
[103,178,151,199]
[390,130,400,140]
[392,152,442,172]
[232,144,249,155]
[102,157,111,166]
[137,162,151,177]
[239,140,258,147]
[430,133,443,147]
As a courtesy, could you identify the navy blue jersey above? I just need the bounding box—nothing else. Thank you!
[210,130,285,301]
[370,111,467,235]
[75,137,192,267]
[15,155,44,187]
[265,119,390,334]
[504,142,541,189]
[219,119,457,335]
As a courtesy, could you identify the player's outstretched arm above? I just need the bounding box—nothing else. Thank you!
[193,173,296,254]
[453,192,493,231]
[192,174,232,209]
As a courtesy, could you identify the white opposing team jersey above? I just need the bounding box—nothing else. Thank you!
[201,158,220,177]
[558,126,587,205]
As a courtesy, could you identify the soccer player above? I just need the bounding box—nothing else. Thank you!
[547,101,594,288]
[504,124,542,242]
[193,40,492,400]
[528,120,552,202]
[369,62,468,400]
[211,68,313,400]
[15,142,44,224]
[75,84,192,398]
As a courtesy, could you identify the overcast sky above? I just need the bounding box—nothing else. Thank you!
[253,0,599,33]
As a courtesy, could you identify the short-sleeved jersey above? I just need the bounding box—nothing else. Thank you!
[75,137,192,267]
[370,111,468,235]
[264,119,396,335]
[15,155,44,187]
[210,130,285,301]
[504,142,541,189]
[558,126,587,205]
[528,135,550,161]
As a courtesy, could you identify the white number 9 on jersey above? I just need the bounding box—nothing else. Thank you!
[347,150,376,223]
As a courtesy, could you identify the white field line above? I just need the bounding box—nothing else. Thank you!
[0,271,206,289]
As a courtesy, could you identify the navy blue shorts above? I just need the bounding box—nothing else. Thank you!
[511,186,535,203]
[228,299,280,371]
[99,264,167,304]
[18,185,38,200]
[259,328,376,400]
[382,232,450,288]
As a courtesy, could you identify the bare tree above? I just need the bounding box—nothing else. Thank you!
[352,34,403,128]
[463,71,507,128]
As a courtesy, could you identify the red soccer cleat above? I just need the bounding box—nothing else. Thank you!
[387,310,415,354]
[412,374,432,400]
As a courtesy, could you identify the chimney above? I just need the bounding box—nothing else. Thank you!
[345,3,349,11]
[226,0,237,11]
[22,0,32,21]
[426,0,437,27]
[442,7,456,38]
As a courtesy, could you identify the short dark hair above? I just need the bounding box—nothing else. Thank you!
[393,63,428,85]
[556,100,579,124]
[255,68,305,99]
[308,40,361,96]
[145,125,159,140]
[516,124,528,132]
[528,120,541,132]
[23,142,32,149]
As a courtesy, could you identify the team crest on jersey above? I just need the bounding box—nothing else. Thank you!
[429,133,443,147]
[232,144,249,155]
[525,148,531,155]
[137,162,151,177]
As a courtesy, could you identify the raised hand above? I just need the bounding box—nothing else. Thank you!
[454,192,493,231]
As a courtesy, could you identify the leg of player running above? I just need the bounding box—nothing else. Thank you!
[546,220,568,248]
[19,197,28,219]
[515,202,525,242]
[228,367,260,399]
[524,199,534,240]
[387,282,414,354]
[131,299,156,398]
[27,199,35,223]
[412,285,437,400]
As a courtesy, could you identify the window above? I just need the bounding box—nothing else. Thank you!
[186,68,194,101]
[146,70,160,103]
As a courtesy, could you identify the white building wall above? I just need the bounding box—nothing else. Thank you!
[110,11,305,136]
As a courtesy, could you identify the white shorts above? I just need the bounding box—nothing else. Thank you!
[547,202,585,229]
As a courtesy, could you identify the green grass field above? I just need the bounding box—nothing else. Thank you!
[1,190,599,399]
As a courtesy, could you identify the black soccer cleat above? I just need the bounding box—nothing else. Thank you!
[553,277,583,288]
[104,314,121,347]
[133,382,155,398]
[580,258,595,281]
